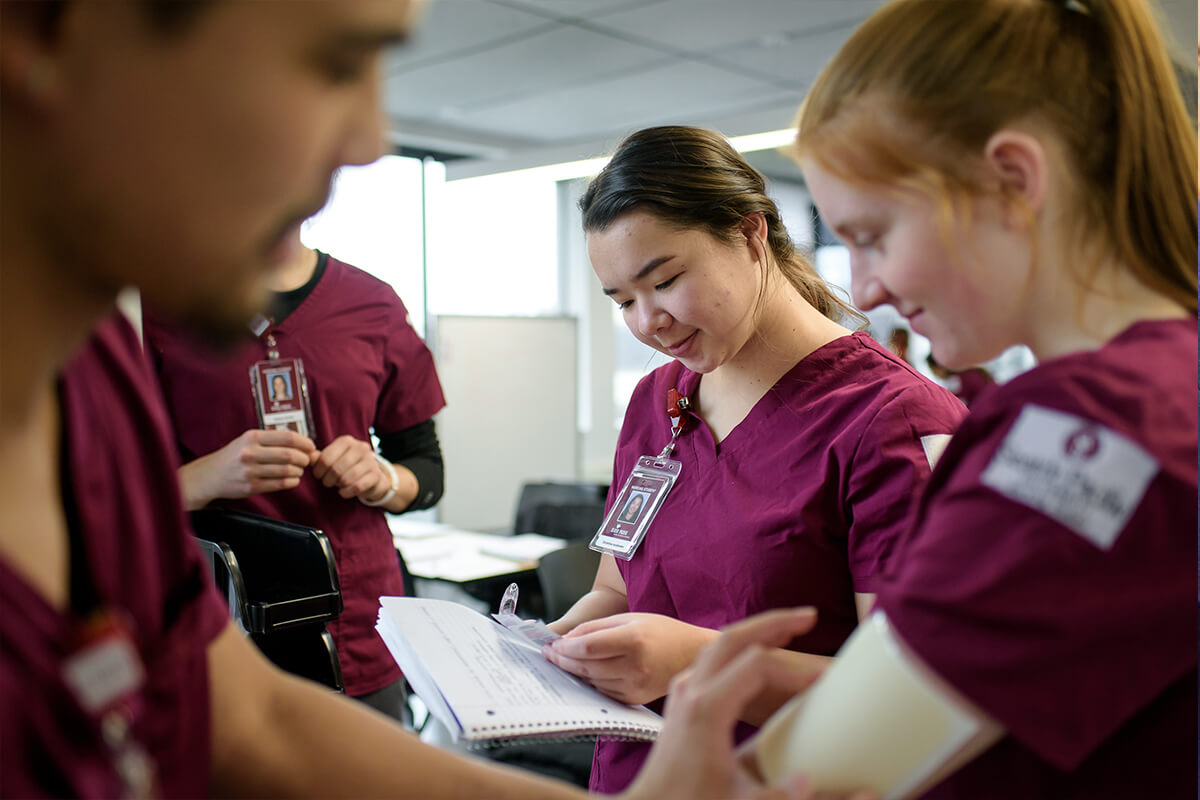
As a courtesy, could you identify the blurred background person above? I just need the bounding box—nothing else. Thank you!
[143,231,445,723]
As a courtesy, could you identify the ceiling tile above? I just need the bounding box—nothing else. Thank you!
[712,26,862,89]
[386,26,669,116]
[496,0,666,21]
[386,0,551,70]
[591,0,884,60]
[450,60,801,141]
[382,0,1192,170]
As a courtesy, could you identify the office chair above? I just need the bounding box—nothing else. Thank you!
[512,481,609,541]
[536,541,602,621]
[191,508,345,691]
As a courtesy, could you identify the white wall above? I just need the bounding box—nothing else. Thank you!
[430,315,579,531]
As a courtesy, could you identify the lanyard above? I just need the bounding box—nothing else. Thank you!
[590,387,690,561]
[659,387,693,458]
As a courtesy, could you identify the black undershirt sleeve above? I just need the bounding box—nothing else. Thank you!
[377,419,444,511]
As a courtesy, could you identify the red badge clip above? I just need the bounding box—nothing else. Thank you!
[666,388,692,433]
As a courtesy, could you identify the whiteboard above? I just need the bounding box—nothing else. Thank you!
[429,315,578,531]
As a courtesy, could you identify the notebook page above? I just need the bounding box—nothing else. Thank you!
[377,596,661,742]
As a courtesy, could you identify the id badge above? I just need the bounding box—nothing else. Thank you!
[62,612,158,798]
[62,614,145,716]
[250,358,316,438]
[590,455,681,561]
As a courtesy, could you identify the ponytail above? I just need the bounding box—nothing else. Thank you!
[795,0,1197,313]
[1083,0,1196,311]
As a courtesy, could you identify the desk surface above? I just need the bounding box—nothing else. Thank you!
[390,519,566,583]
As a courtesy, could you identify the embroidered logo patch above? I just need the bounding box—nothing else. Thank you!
[980,405,1158,550]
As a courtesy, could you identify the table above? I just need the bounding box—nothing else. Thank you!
[389,518,567,616]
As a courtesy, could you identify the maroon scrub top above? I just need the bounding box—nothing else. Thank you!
[591,332,968,794]
[879,318,1198,798]
[0,315,230,798]
[143,257,446,695]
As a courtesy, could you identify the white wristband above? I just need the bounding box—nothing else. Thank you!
[359,453,399,508]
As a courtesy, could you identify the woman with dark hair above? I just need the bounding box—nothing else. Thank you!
[618,492,646,523]
[270,373,292,402]
[543,125,967,794]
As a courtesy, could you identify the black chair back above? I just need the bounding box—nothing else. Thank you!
[513,481,608,541]
[536,541,602,621]
[190,508,344,691]
[191,508,342,634]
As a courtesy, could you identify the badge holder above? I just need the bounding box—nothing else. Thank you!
[250,359,315,437]
[248,314,317,439]
[590,389,689,561]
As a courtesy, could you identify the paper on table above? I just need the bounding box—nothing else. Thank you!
[388,518,457,540]
[396,531,561,582]
[407,551,532,583]
[477,533,567,563]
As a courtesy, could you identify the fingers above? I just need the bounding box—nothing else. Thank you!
[311,436,370,485]
[692,608,818,679]
[231,431,396,502]
[549,624,634,660]
[233,429,313,468]
[777,776,878,800]
[250,428,316,453]
[239,460,305,495]
[667,642,774,732]
[585,676,643,704]
[309,435,351,481]
[543,647,627,680]
[247,475,304,494]
[246,446,312,468]
[246,463,306,481]
[560,613,632,639]
[733,776,815,800]
[668,609,820,731]
[310,435,389,500]
[335,459,378,498]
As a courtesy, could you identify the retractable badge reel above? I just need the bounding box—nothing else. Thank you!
[247,313,316,438]
[590,388,689,561]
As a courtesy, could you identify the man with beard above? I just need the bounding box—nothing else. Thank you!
[0,1,831,798]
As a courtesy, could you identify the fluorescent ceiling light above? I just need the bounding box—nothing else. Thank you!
[727,128,798,153]
[458,128,798,184]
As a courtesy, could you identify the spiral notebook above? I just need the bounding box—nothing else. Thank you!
[375,596,663,747]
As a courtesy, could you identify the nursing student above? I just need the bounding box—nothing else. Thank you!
[730,0,1197,797]
[543,125,968,794]
[0,0,872,797]
[144,232,446,722]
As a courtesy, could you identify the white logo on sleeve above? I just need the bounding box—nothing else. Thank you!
[920,434,953,469]
[980,405,1158,550]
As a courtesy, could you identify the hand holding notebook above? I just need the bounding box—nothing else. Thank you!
[375,595,663,746]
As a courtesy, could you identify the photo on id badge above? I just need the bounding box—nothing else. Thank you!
[251,358,313,439]
[591,472,671,560]
[618,491,649,524]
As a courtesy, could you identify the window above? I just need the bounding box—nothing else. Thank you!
[302,155,428,334]
[426,169,560,317]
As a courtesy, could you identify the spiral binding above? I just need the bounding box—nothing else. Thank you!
[464,718,661,750]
